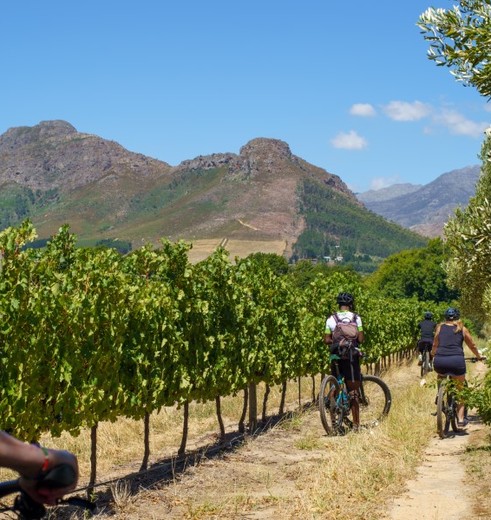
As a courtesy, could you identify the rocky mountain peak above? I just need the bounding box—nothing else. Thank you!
[0,120,77,150]
[239,138,292,160]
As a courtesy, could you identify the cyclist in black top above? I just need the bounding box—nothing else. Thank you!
[431,307,484,427]
[0,430,78,504]
[417,311,436,366]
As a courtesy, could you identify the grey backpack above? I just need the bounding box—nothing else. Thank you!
[332,313,359,359]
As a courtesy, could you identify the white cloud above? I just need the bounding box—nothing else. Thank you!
[433,108,489,137]
[350,103,376,117]
[383,100,431,121]
[330,130,367,150]
[369,175,401,190]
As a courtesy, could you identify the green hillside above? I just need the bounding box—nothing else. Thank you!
[293,178,427,269]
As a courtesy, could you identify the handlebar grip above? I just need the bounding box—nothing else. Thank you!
[37,464,76,489]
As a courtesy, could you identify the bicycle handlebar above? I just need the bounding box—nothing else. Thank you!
[465,356,487,362]
[0,477,21,499]
[0,464,94,519]
[37,463,77,489]
[0,463,77,499]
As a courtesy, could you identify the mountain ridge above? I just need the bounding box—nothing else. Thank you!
[357,165,480,237]
[0,120,426,262]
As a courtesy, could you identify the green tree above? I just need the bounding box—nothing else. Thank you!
[418,1,491,97]
[366,238,459,302]
[445,134,491,324]
[243,252,289,276]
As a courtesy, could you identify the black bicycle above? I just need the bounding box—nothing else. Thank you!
[0,464,94,519]
[417,340,433,378]
[420,349,433,378]
[319,357,392,435]
[435,356,485,439]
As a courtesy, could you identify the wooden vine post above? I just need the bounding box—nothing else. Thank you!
[178,401,190,455]
[248,382,257,432]
[140,412,150,471]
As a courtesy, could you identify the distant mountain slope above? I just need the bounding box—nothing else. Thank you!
[357,166,480,237]
[357,183,422,204]
[0,120,426,260]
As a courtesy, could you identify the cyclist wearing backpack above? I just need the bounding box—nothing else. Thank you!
[324,292,365,430]
[417,311,436,367]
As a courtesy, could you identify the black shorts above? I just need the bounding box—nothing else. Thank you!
[418,340,433,352]
[331,358,362,382]
[433,355,466,376]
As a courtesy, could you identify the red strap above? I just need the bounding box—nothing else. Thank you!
[40,446,50,473]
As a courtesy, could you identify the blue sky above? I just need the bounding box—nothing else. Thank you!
[2,1,489,192]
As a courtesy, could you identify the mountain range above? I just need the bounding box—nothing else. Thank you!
[357,165,480,237]
[0,120,435,262]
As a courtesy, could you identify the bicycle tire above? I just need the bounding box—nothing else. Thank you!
[359,375,391,428]
[319,375,344,435]
[449,393,459,433]
[436,384,448,438]
[421,351,431,378]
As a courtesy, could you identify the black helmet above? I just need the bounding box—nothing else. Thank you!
[337,292,354,307]
[424,311,433,320]
[444,307,460,321]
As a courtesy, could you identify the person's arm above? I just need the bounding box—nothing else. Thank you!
[324,315,334,345]
[357,330,365,344]
[356,315,364,344]
[463,327,483,360]
[0,431,78,505]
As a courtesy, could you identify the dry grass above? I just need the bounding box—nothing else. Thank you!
[186,238,288,263]
[60,361,441,518]
[463,428,491,518]
[462,356,491,519]
[2,357,490,519]
[0,379,312,487]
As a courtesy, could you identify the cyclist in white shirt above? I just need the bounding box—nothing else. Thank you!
[324,292,365,430]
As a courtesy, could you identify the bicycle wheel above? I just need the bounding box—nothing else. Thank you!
[319,375,344,435]
[359,375,391,428]
[421,351,431,378]
[436,384,450,438]
[449,394,459,433]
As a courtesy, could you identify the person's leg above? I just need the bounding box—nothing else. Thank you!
[451,375,466,423]
[346,380,361,427]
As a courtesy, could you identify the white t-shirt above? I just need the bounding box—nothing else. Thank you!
[325,311,363,334]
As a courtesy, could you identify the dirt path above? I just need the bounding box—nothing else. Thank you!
[386,417,477,519]
[387,362,487,520]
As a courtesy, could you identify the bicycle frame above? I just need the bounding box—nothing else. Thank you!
[333,374,350,410]
[436,376,459,438]
[319,354,392,435]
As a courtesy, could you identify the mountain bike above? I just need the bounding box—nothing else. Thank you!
[319,356,392,435]
[435,356,485,439]
[420,348,433,378]
[417,340,433,378]
[0,464,94,519]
